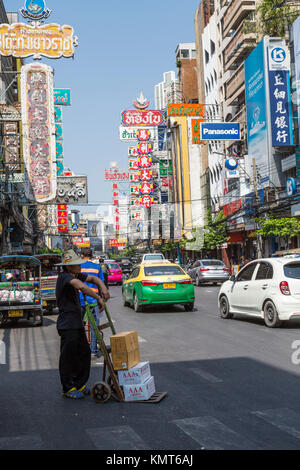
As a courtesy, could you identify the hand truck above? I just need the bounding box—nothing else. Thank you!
[84,300,167,405]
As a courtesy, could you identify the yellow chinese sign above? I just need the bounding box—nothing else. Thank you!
[0,23,78,59]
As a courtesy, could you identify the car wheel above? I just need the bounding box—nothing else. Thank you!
[184,303,194,312]
[133,292,143,313]
[122,290,130,307]
[219,295,233,319]
[196,275,201,287]
[263,301,282,328]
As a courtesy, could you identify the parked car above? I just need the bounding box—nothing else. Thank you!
[122,262,195,312]
[188,259,230,286]
[218,258,300,328]
[105,260,123,285]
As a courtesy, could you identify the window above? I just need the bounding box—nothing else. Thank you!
[210,40,215,56]
[193,261,200,268]
[236,263,257,282]
[284,263,300,279]
[205,50,209,64]
[106,263,119,270]
[201,260,224,267]
[255,262,273,280]
[191,49,196,59]
[181,49,190,59]
[144,254,164,260]
[129,268,139,279]
[144,265,184,276]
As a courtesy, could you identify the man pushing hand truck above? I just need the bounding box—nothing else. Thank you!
[56,249,110,400]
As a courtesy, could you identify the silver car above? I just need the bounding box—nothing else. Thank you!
[188,259,230,286]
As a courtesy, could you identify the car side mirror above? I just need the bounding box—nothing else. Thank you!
[230,275,236,282]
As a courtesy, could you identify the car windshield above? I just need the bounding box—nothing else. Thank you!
[144,265,184,276]
[144,255,164,260]
[107,264,119,270]
[284,262,300,279]
[202,260,224,266]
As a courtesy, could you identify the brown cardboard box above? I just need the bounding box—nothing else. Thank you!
[110,331,140,370]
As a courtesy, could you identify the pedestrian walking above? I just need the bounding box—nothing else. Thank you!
[79,249,108,359]
[99,257,109,289]
[56,249,109,400]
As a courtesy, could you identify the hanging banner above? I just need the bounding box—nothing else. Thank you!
[4,122,19,171]
[54,89,71,106]
[137,142,152,155]
[21,63,57,203]
[121,110,166,127]
[137,155,152,168]
[0,23,78,60]
[139,182,153,195]
[191,119,204,144]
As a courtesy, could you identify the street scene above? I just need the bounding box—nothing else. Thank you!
[1,0,300,455]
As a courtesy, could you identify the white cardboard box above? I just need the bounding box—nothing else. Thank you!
[117,361,151,386]
[123,376,156,402]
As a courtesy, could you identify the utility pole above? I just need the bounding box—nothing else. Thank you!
[252,158,263,259]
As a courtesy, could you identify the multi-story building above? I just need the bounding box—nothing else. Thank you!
[154,71,179,110]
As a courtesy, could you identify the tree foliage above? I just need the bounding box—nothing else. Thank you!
[256,0,298,37]
[257,217,300,238]
[203,210,229,251]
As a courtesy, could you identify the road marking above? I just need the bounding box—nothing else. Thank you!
[0,435,43,450]
[86,425,148,450]
[252,408,300,440]
[173,416,255,450]
[189,368,223,383]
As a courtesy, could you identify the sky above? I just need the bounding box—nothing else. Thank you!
[4,0,200,210]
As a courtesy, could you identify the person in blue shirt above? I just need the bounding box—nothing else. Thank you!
[79,249,109,358]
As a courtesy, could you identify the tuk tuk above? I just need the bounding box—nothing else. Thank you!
[0,255,43,327]
[36,254,61,314]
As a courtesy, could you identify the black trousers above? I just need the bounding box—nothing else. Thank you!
[58,328,91,393]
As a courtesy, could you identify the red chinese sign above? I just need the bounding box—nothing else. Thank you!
[121,110,166,127]
[138,155,152,168]
[137,142,152,155]
[140,182,153,195]
[140,195,153,208]
[139,169,152,182]
[136,128,151,141]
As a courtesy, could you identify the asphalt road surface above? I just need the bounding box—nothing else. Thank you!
[1,285,300,450]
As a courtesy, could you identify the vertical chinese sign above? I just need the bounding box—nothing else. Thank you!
[21,63,57,203]
[268,45,293,147]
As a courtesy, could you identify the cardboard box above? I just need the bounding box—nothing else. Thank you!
[123,376,156,402]
[110,331,140,370]
[117,361,151,386]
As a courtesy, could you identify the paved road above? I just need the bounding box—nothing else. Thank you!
[1,285,300,450]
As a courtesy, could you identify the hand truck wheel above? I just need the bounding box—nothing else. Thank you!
[107,375,122,401]
[91,381,112,404]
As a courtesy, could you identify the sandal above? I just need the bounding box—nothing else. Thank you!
[64,387,85,399]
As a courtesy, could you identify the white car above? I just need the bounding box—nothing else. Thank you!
[141,253,165,262]
[218,258,300,328]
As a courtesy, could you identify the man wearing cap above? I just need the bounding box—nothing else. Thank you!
[56,249,109,399]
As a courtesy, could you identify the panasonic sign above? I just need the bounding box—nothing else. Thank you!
[200,122,241,141]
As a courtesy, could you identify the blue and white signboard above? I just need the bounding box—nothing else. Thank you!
[287,177,297,196]
[200,122,241,141]
[268,45,293,147]
[245,40,270,173]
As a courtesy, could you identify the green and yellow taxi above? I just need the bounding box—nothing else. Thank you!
[122,261,195,312]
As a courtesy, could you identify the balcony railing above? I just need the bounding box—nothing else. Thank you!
[223,0,256,38]
[225,64,245,103]
[224,20,256,71]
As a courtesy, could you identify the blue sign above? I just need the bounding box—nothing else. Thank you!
[20,0,51,20]
[200,122,241,141]
[245,40,270,172]
[72,224,79,231]
[225,158,238,170]
[268,69,293,147]
[270,47,286,64]
[287,177,297,196]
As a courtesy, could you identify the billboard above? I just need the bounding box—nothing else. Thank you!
[121,110,166,127]
[200,122,241,141]
[21,63,57,203]
[0,23,78,60]
[56,176,88,204]
[245,40,270,172]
